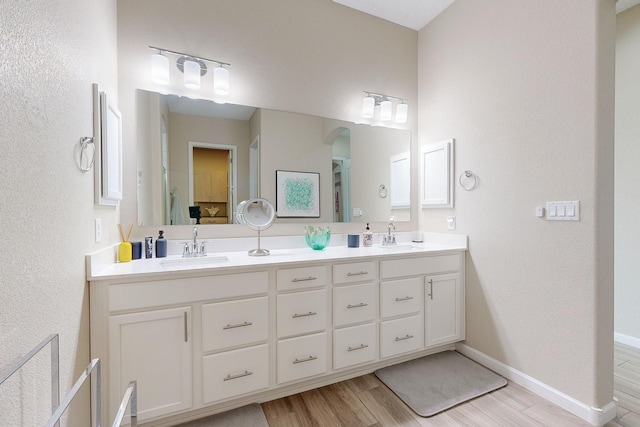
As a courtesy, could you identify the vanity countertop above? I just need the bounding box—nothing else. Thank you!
[86,233,467,281]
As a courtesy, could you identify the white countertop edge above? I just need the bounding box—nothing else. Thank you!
[86,232,467,281]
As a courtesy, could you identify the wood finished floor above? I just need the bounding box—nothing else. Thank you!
[610,342,640,427]
[260,346,640,427]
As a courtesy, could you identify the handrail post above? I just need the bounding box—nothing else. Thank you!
[51,334,60,427]
[92,359,102,427]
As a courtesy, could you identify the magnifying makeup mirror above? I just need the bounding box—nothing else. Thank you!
[236,198,275,256]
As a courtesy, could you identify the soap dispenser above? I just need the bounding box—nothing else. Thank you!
[156,230,167,258]
[363,223,373,247]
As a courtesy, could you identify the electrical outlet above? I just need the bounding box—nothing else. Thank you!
[447,216,456,230]
[95,218,102,243]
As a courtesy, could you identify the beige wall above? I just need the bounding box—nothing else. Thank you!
[615,4,640,343]
[0,0,118,425]
[418,0,615,408]
[117,0,418,237]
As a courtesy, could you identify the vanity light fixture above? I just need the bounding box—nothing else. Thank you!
[395,102,408,124]
[361,91,409,123]
[149,46,231,96]
[151,51,170,85]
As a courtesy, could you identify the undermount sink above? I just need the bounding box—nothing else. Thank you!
[160,255,229,266]
[380,243,422,251]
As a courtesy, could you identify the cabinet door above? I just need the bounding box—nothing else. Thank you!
[109,307,192,422]
[425,273,463,347]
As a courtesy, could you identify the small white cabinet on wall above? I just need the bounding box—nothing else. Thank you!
[89,249,465,426]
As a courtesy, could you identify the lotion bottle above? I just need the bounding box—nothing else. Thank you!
[363,223,373,247]
[155,230,167,258]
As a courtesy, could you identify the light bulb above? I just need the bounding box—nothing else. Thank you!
[395,102,408,123]
[151,53,169,85]
[183,59,201,89]
[380,100,392,121]
[214,66,229,96]
[362,95,375,118]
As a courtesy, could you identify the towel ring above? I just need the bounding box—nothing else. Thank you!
[378,184,387,198]
[79,136,96,172]
[459,170,478,191]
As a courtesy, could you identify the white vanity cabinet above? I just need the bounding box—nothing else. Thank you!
[380,253,465,353]
[332,262,377,370]
[425,272,463,347]
[89,245,465,426]
[109,306,193,421]
[276,265,329,384]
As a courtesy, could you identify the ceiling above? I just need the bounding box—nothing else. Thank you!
[333,0,455,31]
[334,0,640,31]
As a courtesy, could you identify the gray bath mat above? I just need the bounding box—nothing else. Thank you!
[174,403,269,427]
[375,350,507,417]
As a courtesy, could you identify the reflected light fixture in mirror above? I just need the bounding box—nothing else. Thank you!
[361,91,408,123]
[148,46,231,96]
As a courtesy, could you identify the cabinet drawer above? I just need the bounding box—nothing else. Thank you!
[333,261,376,284]
[277,265,328,291]
[380,315,422,358]
[333,283,376,327]
[333,323,376,370]
[202,297,268,352]
[109,271,268,312]
[277,332,327,384]
[202,344,269,403]
[379,254,460,279]
[380,277,423,319]
[277,289,327,338]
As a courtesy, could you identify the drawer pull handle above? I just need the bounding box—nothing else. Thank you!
[395,296,414,302]
[347,344,369,352]
[292,311,317,318]
[292,276,317,282]
[223,321,253,330]
[347,303,369,309]
[428,278,433,300]
[395,334,414,342]
[223,370,253,381]
[293,355,318,365]
[347,271,369,277]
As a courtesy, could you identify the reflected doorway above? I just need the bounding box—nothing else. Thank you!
[188,142,237,224]
[332,129,351,222]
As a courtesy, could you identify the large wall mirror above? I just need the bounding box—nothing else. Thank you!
[136,89,411,226]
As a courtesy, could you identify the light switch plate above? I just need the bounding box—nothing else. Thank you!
[95,218,102,242]
[546,201,580,221]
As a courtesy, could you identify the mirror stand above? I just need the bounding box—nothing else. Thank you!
[236,198,276,257]
[248,230,270,256]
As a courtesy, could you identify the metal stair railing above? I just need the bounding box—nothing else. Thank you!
[0,334,61,427]
[1,334,137,427]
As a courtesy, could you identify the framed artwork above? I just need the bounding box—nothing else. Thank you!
[276,170,320,218]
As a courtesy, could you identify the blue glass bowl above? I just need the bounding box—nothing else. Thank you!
[305,226,331,250]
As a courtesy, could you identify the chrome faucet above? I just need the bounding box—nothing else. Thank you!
[183,226,207,257]
[383,217,396,245]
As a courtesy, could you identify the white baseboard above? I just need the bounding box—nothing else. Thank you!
[614,332,640,349]
[455,343,616,426]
